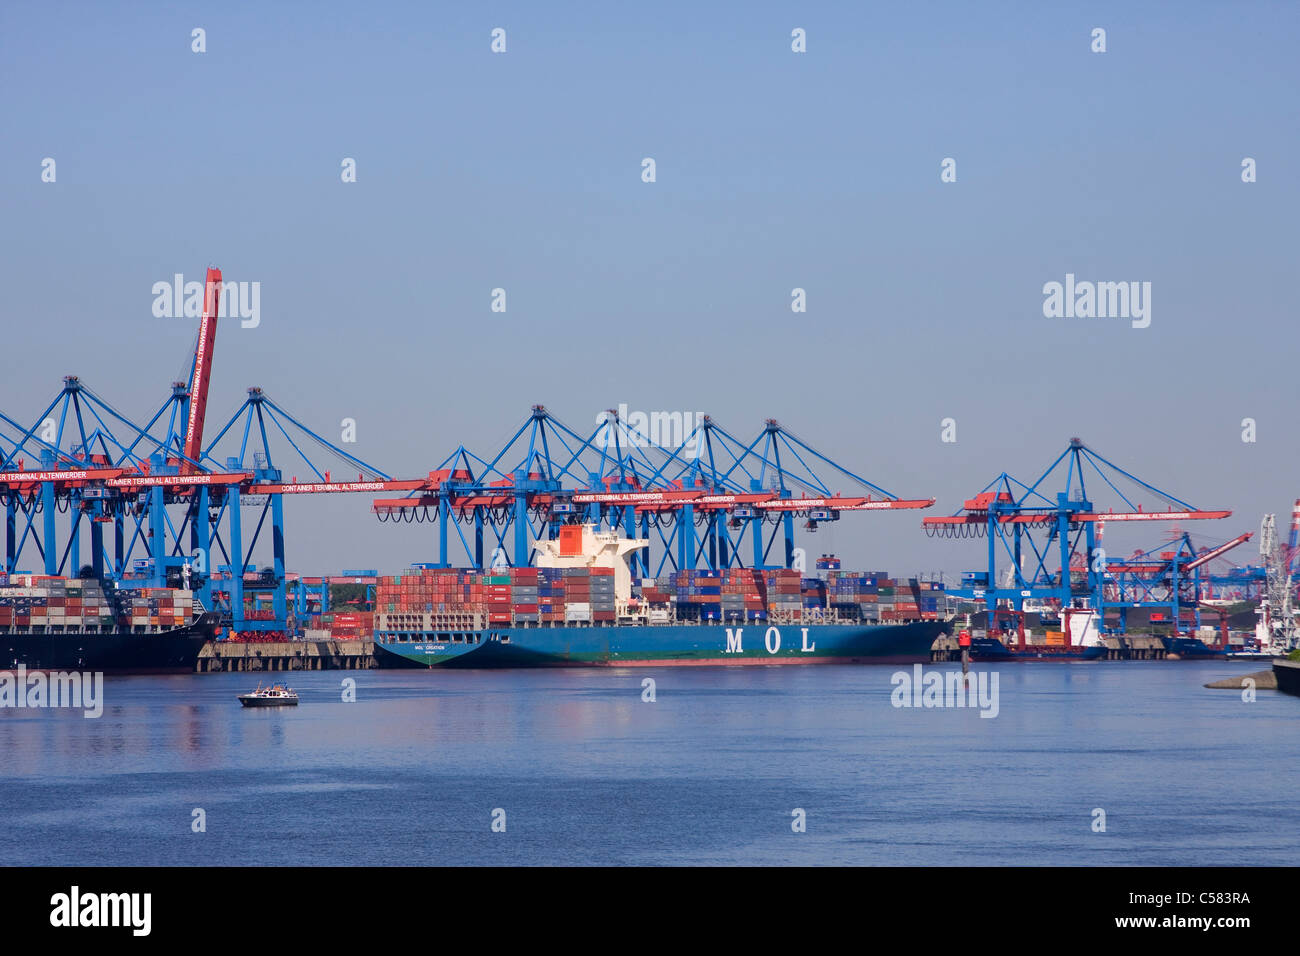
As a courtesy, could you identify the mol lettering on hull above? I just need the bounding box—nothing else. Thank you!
[723,626,818,655]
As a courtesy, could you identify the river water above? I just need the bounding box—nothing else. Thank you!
[1,661,1295,865]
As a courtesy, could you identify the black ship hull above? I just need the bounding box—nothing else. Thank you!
[0,613,219,673]
[1274,659,1300,697]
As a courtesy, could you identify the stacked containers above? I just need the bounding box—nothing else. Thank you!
[373,570,488,631]
[590,567,615,623]
[0,576,118,630]
[801,577,827,612]
[917,579,944,620]
[694,572,721,622]
[893,578,921,619]
[671,569,708,621]
[564,567,590,623]
[366,565,943,631]
[877,577,896,620]
[638,576,674,608]
[539,567,565,623]
[510,567,539,624]
[120,586,194,630]
[483,573,512,624]
[722,568,766,622]
[672,569,695,620]
[825,572,879,621]
[764,569,802,618]
[328,611,373,639]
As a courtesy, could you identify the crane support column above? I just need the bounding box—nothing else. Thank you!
[6,497,16,574]
[640,512,650,577]
[113,513,124,579]
[193,486,212,608]
[90,509,104,579]
[42,478,57,576]
[149,485,167,587]
[513,487,528,567]
[1056,495,1071,609]
[1086,521,1102,623]
[68,506,80,575]
[438,490,450,568]
[270,492,286,625]
[679,503,695,571]
[228,486,244,632]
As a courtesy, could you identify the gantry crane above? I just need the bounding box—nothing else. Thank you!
[922,438,1232,631]
[372,405,934,574]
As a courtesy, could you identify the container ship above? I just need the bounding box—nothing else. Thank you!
[962,607,1107,662]
[372,526,951,668]
[0,575,219,673]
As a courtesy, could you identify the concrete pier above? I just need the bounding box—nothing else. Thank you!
[197,639,376,673]
[1103,635,1168,660]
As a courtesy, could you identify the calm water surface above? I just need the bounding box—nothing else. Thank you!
[1,661,1296,865]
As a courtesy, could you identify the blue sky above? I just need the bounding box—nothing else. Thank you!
[2,1,1297,577]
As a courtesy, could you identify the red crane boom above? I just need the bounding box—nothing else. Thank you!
[182,266,222,473]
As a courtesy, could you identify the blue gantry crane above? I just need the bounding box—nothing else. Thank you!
[1100,530,1252,633]
[922,438,1232,633]
[373,405,934,575]
[0,266,428,639]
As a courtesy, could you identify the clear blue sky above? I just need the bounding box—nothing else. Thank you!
[2,1,1297,577]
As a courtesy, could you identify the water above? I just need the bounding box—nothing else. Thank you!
[1,662,1296,866]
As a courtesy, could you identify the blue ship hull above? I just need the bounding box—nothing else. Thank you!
[375,619,950,668]
[1161,636,1228,659]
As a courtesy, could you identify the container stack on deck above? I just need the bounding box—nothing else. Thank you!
[765,569,800,617]
[365,565,946,631]
[723,569,766,622]
[670,569,720,621]
[372,566,626,630]
[0,577,193,632]
[0,577,113,630]
[826,571,879,620]
[324,611,373,639]
[125,587,195,630]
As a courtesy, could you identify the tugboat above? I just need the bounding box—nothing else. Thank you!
[237,682,299,707]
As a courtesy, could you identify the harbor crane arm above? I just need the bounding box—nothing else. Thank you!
[1182,532,1252,573]
[181,267,222,474]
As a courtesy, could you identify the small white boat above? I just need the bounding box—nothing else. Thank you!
[238,682,299,707]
